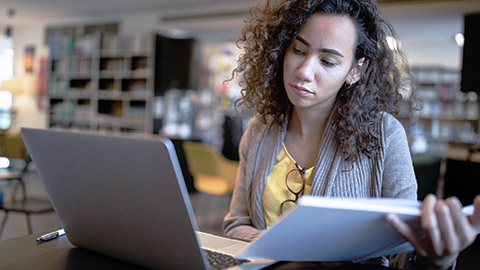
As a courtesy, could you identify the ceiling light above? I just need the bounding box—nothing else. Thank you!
[455,33,464,47]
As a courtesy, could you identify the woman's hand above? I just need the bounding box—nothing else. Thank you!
[387,194,480,269]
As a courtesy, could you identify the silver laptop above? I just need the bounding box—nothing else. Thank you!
[20,127,274,270]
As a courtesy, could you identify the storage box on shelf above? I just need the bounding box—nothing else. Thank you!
[403,66,479,153]
[47,32,155,134]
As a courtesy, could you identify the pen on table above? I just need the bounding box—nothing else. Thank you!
[36,229,65,243]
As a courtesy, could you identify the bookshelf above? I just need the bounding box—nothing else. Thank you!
[402,66,479,153]
[47,33,155,134]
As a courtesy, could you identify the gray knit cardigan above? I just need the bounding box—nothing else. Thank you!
[223,112,418,267]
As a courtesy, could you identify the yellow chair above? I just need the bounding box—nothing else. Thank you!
[182,141,239,195]
[0,133,54,238]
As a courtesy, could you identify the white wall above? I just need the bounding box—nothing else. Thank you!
[121,12,160,36]
[387,13,464,69]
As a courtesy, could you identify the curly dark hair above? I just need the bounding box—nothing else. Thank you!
[233,0,419,162]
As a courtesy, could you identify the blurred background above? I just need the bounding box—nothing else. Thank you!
[0,0,479,151]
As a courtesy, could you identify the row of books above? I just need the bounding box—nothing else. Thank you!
[49,33,153,56]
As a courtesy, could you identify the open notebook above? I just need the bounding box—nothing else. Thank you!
[236,196,475,262]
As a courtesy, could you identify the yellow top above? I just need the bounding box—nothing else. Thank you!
[262,143,315,228]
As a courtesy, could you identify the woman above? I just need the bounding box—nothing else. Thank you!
[223,0,480,269]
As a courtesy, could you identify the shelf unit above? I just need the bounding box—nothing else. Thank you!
[402,66,479,151]
[47,33,155,134]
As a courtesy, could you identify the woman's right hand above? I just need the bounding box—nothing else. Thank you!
[387,194,480,269]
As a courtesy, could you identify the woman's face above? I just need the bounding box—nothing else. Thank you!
[283,12,364,112]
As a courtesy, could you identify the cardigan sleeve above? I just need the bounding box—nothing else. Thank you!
[381,114,418,200]
[380,115,419,268]
[223,116,264,242]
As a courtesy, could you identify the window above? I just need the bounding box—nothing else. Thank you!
[0,36,13,83]
[0,36,13,131]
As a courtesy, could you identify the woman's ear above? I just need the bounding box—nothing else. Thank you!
[346,57,366,85]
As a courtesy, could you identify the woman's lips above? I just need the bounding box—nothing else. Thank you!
[291,84,313,96]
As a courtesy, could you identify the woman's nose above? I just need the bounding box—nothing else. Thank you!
[295,57,315,82]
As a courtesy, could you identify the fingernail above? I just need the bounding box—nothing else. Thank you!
[448,196,462,207]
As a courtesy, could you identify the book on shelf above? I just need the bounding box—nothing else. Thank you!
[236,196,475,262]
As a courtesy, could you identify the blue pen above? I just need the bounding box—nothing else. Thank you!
[36,229,65,243]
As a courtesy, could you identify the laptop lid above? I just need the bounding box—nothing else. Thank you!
[21,127,209,269]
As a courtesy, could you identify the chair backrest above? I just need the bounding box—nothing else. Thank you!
[182,141,238,194]
[5,133,29,160]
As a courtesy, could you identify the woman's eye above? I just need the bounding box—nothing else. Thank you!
[321,59,337,67]
[293,47,304,54]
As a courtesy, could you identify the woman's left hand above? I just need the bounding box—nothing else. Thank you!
[386,194,480,269]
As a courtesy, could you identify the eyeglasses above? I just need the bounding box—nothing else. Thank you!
[280,163,306,214]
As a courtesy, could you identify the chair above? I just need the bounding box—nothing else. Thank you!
[0,133,54,238]
[411,153,442,200]
[182,141,239,195]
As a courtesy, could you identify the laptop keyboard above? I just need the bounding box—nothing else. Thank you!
[204,249,250,270]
